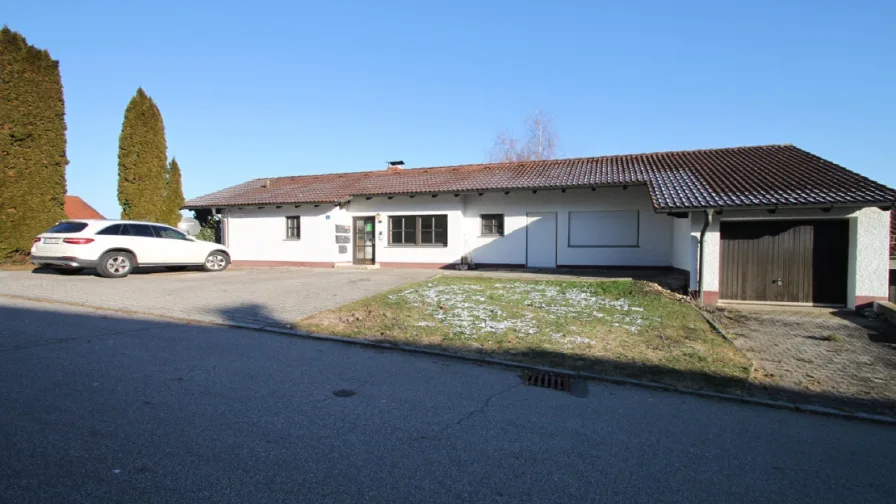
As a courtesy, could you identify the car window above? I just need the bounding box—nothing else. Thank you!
[95,224,123,235]
[45,221,89,233]
[153,226,187,240]
[124,224,156,238]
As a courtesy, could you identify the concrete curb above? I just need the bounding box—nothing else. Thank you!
[3,293,895,426]
[699,310,738,345]
[697,309,758,392]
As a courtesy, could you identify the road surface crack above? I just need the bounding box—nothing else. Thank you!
[450,382,522,428]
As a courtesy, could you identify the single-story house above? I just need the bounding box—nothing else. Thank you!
[184,144,896,309]
[64,195,105,220]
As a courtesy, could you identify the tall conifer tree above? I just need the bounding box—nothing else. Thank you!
[118,88,167,221]
[0,27,68,259]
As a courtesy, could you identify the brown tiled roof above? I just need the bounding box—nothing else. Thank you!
[184,145,896,212]
[64,196,105,220]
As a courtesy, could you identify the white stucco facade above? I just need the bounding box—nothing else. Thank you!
[217,189,891,308]
[461,186,672,267]
[222,197,466,266]
[220,186,677,268]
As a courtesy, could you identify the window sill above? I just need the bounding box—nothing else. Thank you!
[479,234,504,238]
[284,238,301,241]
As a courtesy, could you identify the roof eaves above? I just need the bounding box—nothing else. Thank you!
[183,198,350,209]
[654,201,896,213]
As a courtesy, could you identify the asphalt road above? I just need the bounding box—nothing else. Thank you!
[2,298,895,503]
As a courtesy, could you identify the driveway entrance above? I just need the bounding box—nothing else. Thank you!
[0,268,436,327]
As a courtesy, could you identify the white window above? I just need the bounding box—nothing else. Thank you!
[568,210,639,247]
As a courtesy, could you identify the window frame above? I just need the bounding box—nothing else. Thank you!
[389,215,416,246]
[285,216,301,240]
[152,225,189,240]
[388,214,448,247]
[124,223,156,238]
[480,214,505,237]
[46,221,89,234]
[95,224,124,236]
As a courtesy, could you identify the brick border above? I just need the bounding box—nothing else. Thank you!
[856,296,889,311]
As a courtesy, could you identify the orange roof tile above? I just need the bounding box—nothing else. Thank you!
[64,196,106,220]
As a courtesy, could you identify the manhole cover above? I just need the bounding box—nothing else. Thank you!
[522,371,572,392]
[332,389,356,398]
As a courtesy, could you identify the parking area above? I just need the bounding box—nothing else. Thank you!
[0,267,437,327]
[713,305,896,416]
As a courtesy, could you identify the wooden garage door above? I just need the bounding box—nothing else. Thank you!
[719,220,848,305]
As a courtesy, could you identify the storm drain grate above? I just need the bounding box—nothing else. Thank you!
[523,371,572,392]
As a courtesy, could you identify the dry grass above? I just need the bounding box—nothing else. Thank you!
[0,255,36,271]
[297,277,753,393]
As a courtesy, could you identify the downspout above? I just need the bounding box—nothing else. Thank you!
[698,209,714,305]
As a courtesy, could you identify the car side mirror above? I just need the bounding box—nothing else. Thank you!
[185,235,196,241]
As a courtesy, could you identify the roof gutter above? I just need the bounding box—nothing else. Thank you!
[182,199,351,210]
[655,202,896,214]
[698,209,714,306]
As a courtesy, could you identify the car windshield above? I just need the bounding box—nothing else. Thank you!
[45,221,89,233]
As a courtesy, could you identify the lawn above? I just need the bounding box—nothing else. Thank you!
[0,260,36,271]
[297,277,753,393]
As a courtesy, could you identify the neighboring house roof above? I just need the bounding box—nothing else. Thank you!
[64,196,105,220]
[184,144,896,212]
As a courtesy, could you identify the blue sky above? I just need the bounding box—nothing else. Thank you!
[5,0,895,219]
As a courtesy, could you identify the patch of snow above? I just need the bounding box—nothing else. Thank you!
[392,281,657,339]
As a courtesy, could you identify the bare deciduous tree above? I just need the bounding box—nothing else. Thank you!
[489,110,558,162]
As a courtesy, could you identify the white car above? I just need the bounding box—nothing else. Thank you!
[30,219,231,278]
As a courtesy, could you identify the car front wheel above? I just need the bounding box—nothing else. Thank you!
[203,251,229,272]
[98,251,135,278]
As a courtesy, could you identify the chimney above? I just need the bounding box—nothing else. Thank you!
[262,179,271,188]
[387,160,405,172]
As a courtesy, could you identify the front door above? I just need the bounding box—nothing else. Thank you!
[526,212,557,268]
[353,217,376,265]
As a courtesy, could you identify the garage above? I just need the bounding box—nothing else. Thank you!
[719,220,848,305]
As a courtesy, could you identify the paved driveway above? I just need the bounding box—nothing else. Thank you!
[3,297,896,503]
[713,306,896,416]
[0,267,436,327]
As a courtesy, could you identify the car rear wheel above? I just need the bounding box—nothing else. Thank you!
[203,251,229,272]
[51,267,83,276]
[98,251,135,278]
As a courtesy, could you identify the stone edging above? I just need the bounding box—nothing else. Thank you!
[3,293,894,426]
[697,309,757,390]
